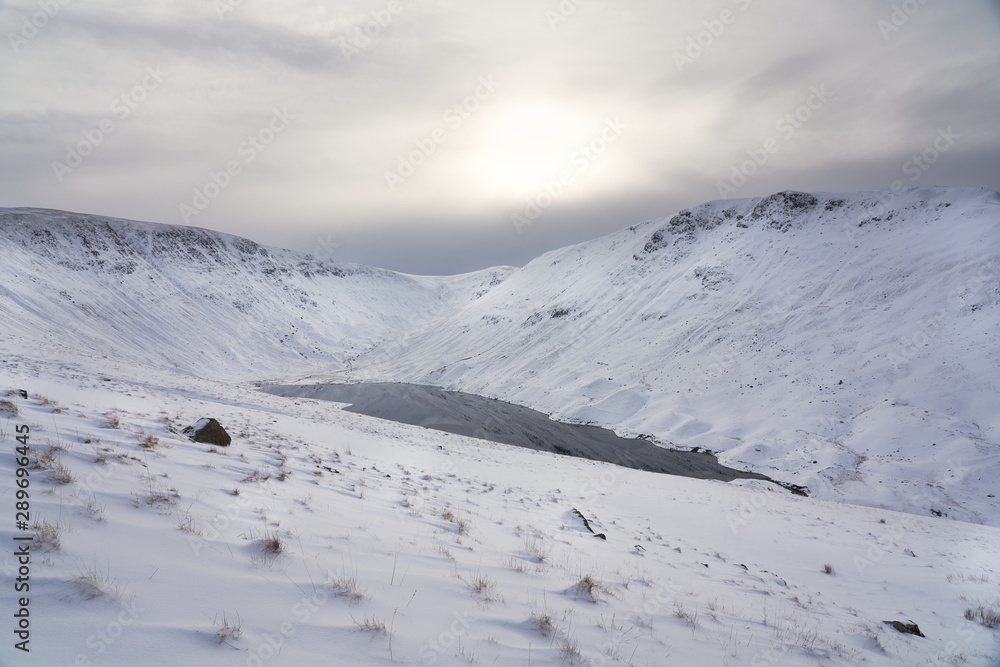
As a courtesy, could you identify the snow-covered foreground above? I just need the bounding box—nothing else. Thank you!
[1,357,998,666]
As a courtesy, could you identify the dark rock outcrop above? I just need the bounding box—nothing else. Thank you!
[183,418,232,447]
[883,621,925,637]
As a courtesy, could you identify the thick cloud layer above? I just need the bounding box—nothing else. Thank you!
[2,0,998,273]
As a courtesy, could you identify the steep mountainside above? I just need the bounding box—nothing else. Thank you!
[352,188,1000,524]
[0,208,512,380]
[1,189,997,523]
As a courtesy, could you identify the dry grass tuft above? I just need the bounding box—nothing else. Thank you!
[81,493,106,521]
[530,610,555,637]
[352,615,387,634]
[560,636,582,663]
[73,560,126,601]
[965,604,1000,628]
[102,412,120,429]
[30,447,75,484]
[440,509,469,534]
[466,571,502,602]
[214,611,243,645]
[674,602,700,630]
[32,519,63,551]
[573,573,609,602]
[524,535,548,563]
[242,470,271,483]
[328,574,367,604]
[259,531,284,556]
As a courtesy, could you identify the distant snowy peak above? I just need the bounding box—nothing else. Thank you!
[0,208,514,380]
[637,187,998,258]
[1,207,385,279]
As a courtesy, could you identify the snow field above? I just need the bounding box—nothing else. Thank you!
[1,357,997,666]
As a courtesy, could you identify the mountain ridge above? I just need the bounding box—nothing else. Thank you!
[1,187,997,524]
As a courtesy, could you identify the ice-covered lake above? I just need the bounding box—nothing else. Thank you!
[262,382,777,484]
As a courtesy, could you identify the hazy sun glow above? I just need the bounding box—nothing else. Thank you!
[479,102,594,196]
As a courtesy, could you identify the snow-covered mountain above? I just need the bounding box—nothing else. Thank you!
[1,190,999,667]
[0,208,512,379]
[353,187,1000,526]
[1,188,998,528]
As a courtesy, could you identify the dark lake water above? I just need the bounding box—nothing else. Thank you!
[262,381,788,486]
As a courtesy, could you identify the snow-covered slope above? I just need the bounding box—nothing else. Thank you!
[1,189,997,526]
[0,191,999,666]
[353,188,1000,525]
[1,358,998,666]
[0,208,512,381]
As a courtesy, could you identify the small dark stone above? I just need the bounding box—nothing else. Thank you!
[883,621,925,637]
[17,389,28,399]
[183,418,232,447]
[572,508,607,539]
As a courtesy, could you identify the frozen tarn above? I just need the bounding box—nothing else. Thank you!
[262,381,800,488]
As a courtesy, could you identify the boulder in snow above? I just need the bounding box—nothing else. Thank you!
[183,418,232,447]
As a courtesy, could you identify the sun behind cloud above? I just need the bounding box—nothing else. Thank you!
[477,100,595,197]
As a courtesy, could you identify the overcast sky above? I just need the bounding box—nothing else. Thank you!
[2,1,999,274]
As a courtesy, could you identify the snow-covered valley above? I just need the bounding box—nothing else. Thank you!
[0,187,998,665]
